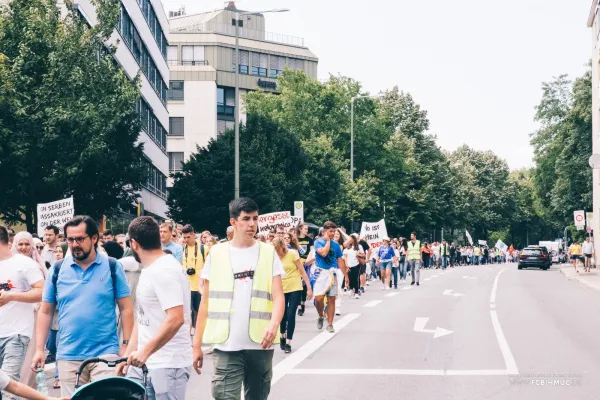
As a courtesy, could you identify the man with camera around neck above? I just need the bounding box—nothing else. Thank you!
[181,224,209,336]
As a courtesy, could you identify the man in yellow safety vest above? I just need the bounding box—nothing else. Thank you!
[192,197,285,400]
[407,232,422,286]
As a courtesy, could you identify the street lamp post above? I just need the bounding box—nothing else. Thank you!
[234,8,289,199]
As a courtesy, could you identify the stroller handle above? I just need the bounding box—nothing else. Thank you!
[74,357,148,389]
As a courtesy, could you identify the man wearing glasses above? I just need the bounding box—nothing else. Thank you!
[160,223,183,263]
[41,225,60,266]
[31,216,134,398]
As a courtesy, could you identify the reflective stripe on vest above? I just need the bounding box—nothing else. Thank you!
[202,242,280,345]
[407,240,421,260]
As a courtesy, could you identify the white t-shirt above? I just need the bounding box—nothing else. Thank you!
[582,241,594,255]
[431,245,440,257]
[343,247,364,268]
[136,255,192,369]
[0,368,9,390]
[0,254,44,338]
[200,242,284,351]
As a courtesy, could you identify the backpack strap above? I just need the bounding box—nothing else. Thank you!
[52,259,65,304]
[108,257,118,300]
[200,244,206,263]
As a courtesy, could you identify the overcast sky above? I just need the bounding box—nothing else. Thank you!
[161,0,593,170]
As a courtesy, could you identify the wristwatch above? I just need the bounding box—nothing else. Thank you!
[122,340,130,345]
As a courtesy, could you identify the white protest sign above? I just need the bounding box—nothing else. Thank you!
[574,210,585,228]
[494,240,507,252]
[359,219,388,250]
[293,201,304,221]
[257,211,292,234]
[37,197,75,237]
[478,240,487,246]
[290,216,303,227]
[465,230,473,245]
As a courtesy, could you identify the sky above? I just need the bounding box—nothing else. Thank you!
[161,0,593,170]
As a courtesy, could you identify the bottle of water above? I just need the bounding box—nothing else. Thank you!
[36,368,48,395]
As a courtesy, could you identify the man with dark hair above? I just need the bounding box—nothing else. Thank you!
[193,197,285,400]
[117,217,192,400]
[32,216,134,398]
[0,226,45,400]
[181,224,209,335]
[313,221,348,333]
[160,223,183,263]
[407,232,422,286]
[42,225,60,265]
[103,229,115,243]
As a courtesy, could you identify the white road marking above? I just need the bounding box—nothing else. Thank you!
[402,286,413,291]
[431,275,439,278]
[424,278,431,281]
[272,313,361,384]
[490,304,496,309]
[462,276,477,280]
[489,269,505,304]
[413,317,453,339]
[289,369,512,376]
[491,310,518,374]
[364,300,382,307]
[385,292,401,297]
[442,289,464,297]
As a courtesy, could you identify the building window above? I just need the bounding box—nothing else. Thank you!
[167,46,178,64]
[232,50,249,74]
[169,117,184,136]
[288,58,305,71]
[168,81,184,101]
[269,55,285,78]
[136,98,167,152]
[217,120,235,136]
[141,158,167,199]
[217,87,235,120]
[182,45,205,65]
[231,18,243,27]
[251,52,268,77]
[117,5,168,104]
[169,152,184,171]
[135,0,167,60]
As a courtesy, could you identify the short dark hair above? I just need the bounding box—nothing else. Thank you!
[182,224,195,234]
[128,216,161,250]
[64,216,100,248]
[411,232,416,237]
[323,221,337,230]
[45,225,59,235]
[103,229,113,237]
[32,233,39,239]
[229,197,259,219]
[0,226,8,245]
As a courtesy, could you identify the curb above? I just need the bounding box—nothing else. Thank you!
[559,265,600,292]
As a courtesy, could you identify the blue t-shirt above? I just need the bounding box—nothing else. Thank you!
[162,241,183,263]
[42,251,131,360]
[314,239,343,270]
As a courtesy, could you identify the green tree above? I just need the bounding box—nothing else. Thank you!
[0,0,144,230]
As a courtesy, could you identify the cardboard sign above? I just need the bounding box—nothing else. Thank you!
[37,197,75,237]
[359,219,388,249]
[478,240,487,246]
[257,211,292,234]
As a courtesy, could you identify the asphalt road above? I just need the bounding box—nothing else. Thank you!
[44,262,600,399]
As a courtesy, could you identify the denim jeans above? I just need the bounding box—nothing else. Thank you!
[390,266,399,287]
[399,259,407,279]
[441,255,448,269]
[0,334,30,400]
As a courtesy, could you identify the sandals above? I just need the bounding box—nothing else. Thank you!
[53,380,61,389]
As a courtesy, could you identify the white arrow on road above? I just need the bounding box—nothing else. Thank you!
[462,276,477,280]
[443,289,465,297]
[413,317,453,339]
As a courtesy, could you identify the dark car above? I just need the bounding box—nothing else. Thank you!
[518,246,551,270]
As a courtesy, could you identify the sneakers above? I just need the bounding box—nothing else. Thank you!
[411,281,415,285]
[326,324,335,333]
[317,317,324,330]
[360,287,365,293]
[297,304,305,316]
[354,293,360,299]
[335,309,341,316]
[284,344,292,354]
[280,337,286,351]
[417,282,420,286]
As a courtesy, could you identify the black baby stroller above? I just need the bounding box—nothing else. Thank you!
[70,357,148,400]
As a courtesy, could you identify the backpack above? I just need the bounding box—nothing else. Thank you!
[52,256,119,306]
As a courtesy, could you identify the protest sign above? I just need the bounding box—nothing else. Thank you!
[257,211,292,234]
[290,216,303,227]
[494,239,507,252]
[478,240,487,246]
[37,197,75,237]
[359,219,388,249]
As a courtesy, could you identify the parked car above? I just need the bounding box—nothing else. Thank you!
[518,246,551,270]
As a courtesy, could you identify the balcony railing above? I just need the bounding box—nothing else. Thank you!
[171,22,305,47]
[168,60,210,66]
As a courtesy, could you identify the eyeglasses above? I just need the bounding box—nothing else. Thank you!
[36,246,44,250]
[66,235,89,244]
[172,234,177,238]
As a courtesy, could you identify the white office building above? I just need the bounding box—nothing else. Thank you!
[73,0,170,218]
[165,2,318,178]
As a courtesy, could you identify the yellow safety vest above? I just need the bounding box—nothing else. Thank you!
[203,242,279,345]
[407,240,421,260]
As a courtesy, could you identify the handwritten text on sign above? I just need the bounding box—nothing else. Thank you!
[37,197,75,237]
[258,211,292,234]
[360,219,388,249]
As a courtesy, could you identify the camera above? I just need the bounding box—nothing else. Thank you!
[186,268,196,276]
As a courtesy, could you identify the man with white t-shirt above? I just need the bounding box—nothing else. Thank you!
[0,226,45,400]
[582,237,595,273]
[193,197,285,400]
[116,216,192,400]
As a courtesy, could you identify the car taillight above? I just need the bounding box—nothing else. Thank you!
[520,255,526,259]
[540,254,547,258]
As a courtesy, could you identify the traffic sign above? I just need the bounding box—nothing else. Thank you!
[293,201,304,221]
[587,226,592,234]
[574,210,585,228]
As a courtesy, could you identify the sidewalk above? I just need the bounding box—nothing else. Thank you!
[559,264,600,292]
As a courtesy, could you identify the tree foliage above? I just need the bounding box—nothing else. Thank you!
[0,0,144,230]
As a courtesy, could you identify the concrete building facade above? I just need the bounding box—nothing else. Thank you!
[588,0,600,254]
[165,2,318,177]
[73,0,170,218]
